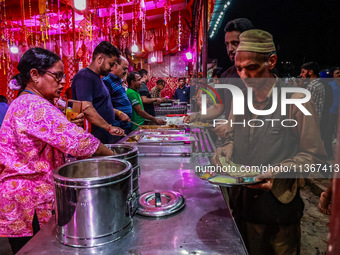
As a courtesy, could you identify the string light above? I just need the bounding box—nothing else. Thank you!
[178,11,181,51]
[74,0,86,11]
[10,45,19,54]
[209,0,232,38]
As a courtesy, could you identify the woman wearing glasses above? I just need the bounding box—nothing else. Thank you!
[0,48,118,253]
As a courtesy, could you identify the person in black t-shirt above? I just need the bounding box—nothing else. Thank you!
[72,41,125,144]
[138,69,164,117]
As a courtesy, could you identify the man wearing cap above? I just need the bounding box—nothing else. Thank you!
[212,29,326,255]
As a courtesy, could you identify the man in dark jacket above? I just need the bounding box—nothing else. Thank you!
[212,29,327,255]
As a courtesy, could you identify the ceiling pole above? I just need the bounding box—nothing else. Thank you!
[195,0,201,77]
[202,0,208,78]
[72,8,77,69]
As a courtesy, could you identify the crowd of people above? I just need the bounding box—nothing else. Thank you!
[0,41,193,253]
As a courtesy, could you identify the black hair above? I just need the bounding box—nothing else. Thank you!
[301,62,320,77]
[156,79,165,86]
[127,71,139,87]
[178,77,185,82]
[92,41,120,61]
[138,69,148,78]
[212,67,224,78]
[224,18,255,33]
[14,47,61,90]
[0,95,8,104]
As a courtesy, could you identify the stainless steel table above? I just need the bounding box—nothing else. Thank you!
[18,154,247,254]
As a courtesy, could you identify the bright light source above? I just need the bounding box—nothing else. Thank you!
[10,45,19,54]
[224,4,227,8]
[131,44,139,53]
[213,27,216,30]
[227,1,230,5]
[141,0,145,9]
[220,11,223,15]
[185,52,193,60]
[151,56,156,63]
[74,0,86,10]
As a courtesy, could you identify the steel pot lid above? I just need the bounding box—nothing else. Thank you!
[137,190,185,217]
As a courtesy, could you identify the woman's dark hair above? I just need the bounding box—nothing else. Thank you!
[14,48,61,90]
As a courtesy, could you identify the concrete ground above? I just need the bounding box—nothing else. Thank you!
[300,184,329,255]
[0,182,331,255]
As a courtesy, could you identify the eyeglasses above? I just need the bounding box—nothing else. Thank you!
[45,71,66,83]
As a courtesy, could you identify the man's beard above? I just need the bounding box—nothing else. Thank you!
[99,65,109,76]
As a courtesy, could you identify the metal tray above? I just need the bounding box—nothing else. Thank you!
[207,175,264,187]
[135,130,186,135]
[138,134,196,143]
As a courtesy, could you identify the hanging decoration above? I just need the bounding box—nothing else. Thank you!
[0,0,191,96]
[153,0,158,8]
[38,0,50,48]
[113,0,119,30]
[178,11,181,51]
[140,0,146,52]
[164,0,171,51]
[29,0,33,46]
[20,0,27,46]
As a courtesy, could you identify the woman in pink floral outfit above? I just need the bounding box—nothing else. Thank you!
[0,48,115,253]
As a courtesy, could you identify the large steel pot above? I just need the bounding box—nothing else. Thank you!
[104,144,140,196]
[53,158,133,247]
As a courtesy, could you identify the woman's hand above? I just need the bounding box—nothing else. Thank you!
[107,125,125,136]
[71,113,85,127]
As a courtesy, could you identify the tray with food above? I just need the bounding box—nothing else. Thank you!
[186,122,214,128]
[125,135,142,143]
[135,130,186,135]
[207,175,263,187]
[140,124,181,129]
[202,158,263,187]
[137,134,197,143]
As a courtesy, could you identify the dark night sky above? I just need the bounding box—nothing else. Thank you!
[208,0,340,76]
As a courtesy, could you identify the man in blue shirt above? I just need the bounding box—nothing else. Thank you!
[72,41,125,144]
[103,56,132,134]
[174,78,190,103]
[0,95,9,127]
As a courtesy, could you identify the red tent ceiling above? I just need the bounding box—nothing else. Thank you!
[3,0,191,33]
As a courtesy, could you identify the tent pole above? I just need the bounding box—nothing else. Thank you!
[202,0,208,78]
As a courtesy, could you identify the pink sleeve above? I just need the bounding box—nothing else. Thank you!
[21,97,100,157]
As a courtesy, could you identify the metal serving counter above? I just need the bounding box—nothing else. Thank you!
[18,156,247,254]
